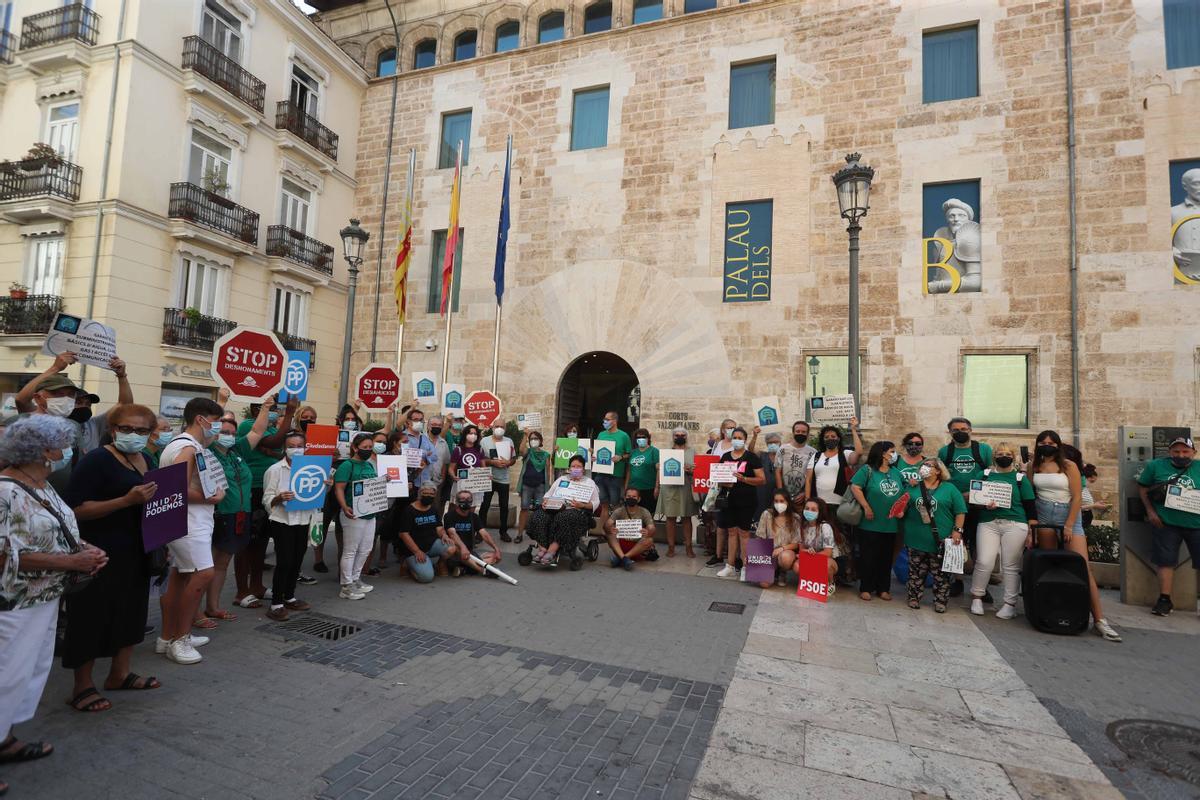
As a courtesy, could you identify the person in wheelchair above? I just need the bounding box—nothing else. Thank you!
[525,455,598,567]
[604,487,656,570]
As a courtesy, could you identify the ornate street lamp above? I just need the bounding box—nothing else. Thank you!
[807,355,821,415]
[830,153,874,415]
[338,218,370,409]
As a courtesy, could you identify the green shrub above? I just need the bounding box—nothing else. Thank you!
[1086,524,1119,564]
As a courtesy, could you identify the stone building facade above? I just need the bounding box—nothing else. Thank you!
[315,0,1199,508]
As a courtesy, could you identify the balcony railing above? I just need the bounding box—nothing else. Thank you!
[275,101,339,160]
[182,35,265,113]
[0,30,15,64]
[266,225,334,276]
[0,156,82,202]
[274,330,317,368]
[0,294,63,335]
[161,307,237,351]
[168,182,259,246]
[20,3,100,50]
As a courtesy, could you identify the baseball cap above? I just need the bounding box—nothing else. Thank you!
[36,374,79,393]
[1168,436,1195,449]
[78,391,101,404]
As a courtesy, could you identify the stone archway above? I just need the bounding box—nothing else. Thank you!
[556,351,639,439]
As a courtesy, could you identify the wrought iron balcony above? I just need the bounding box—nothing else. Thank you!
[19,3,99,50]
[0,294,63,335]
[168,182,259,246]
[0,155,82,202]
[274,330,317,368]
[161,307,237,352]
[266,225,334,276]
[275,101,339,160]
[0,30,15,64]
[182,35,265,113]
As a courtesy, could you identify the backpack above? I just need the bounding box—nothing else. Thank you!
[939,441,985,471]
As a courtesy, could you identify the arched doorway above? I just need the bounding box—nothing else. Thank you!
[556,352,640,438]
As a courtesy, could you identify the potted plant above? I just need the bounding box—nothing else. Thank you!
[202,166,235,208]
[1086,523,1120,589]
[21,143,61,171]
[183,306,202,326]
[9,282,29,300]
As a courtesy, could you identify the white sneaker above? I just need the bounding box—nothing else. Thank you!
[262,588,273,600]
[1093,618,1122,642]
[155,637,170,654]
[739,567,746,582]
[716,565,736,579]
[354,580,374,594]
[187,634,209,648]
[970,598,985,616]
[167,638,202,665]
[827,583,836,598]
[775,575,786,587]
[996,603,1017,620]
[339,585,365,600]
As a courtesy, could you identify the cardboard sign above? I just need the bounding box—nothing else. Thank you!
[211,327,287,402]
[413,371,438,403]
[195,449,222,499]
[286,455,331,511]
[457,467,493,493]
[554,437,588,469]
[744,537,776,584]
[516,412,542,431]
[357,363,402,411]
[658,448,686,486]
[709,462,737,484]
[336,429,352,460]
[376,455,410,498]
[552,478,593,505]
[969,480,1013,508]
[42,312,117,369]
[304,424,338,457]
[751,396,783,434]
[141,462,188,552]
[279,349,310,401]
[402,446,425,470]
[592,440,616,475]
[796,551,829,602]
[352,476,390,516]
[1165,485,1200,515]
[442,383,466,416]
[810,394,856,424]
[693,454,718,494]
[941,540,966,574]
[615,518,644,540]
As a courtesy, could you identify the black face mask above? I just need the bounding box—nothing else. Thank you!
[824,438,840,449]
[794,433,808,444]
[904,443,923,456]
[69,407,92,424]
[994,456,1014,468]
[356,449,373,460]
[431,426,443,436]
[673,436,686,445]
[1171,456,1193,469]
[1036,444,1058,458]
[300,419,312,431]
[419,494,436,505]
[456,499,472,510]
[951,430,970,444]
[624,497,639,507]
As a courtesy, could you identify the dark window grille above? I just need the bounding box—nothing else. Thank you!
[19,3,99,49]
[273,330,317,368]
[181,35,266,113]
[0,31,16,64]
[0,295,64,335]
[274,101,339,160]
[168,182,259,246]
[0,157,82,202]
[266,225,334,277]
[161,307,236,351]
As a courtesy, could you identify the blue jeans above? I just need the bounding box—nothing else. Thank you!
[406,539,449,583]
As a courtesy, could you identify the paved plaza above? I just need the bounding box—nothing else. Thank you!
[6,539,1200,800]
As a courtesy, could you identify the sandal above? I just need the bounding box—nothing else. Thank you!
[0,735,53,762]
[933,603,947,614]
[859,592,872,601]
[686,548,695,558]
[65,688,110,714]
[908,600,921,610]
[192,617,218,630]
[107,673,160,691]
[235,595,263,609]
[879,592,892,601]
[206,609,237,621]
[514,535,523,543]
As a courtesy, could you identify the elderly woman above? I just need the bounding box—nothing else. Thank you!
[656,426,697,558]
[527,454,599,566]
[62,404,163,712]
[902,458,965,613]
[0,416,107,791]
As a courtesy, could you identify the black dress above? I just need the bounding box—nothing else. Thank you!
[61,447,151,669]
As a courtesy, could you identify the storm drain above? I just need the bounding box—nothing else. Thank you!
[708,601,746,615]
[275,614,363,642]
[1107,719,1200,787]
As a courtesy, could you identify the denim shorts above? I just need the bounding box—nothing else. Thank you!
[1153,524,1200,568]
[520,483,546,510]
[594,474,623,507]
[1035,498,1084,536]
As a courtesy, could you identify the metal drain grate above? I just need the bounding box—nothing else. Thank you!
[276,614,362,642]
[1108,719,1200,787]
[708,601,745,615]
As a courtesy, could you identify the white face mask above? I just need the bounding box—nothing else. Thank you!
[918,464,933,479]
[45,396,76,417]
[286,447,304,459]
[773,502,789,514]
[493,427,505,437]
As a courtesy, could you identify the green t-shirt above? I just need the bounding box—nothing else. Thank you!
[627,446,659,490]
[977,468,1035,525]
[142,447,160,470]
[209,445,252,514]
[235,420,282,489]
[597,428,632,478]
[938,441,993,493]
[896,457,923,488]
[334,457,380,520]
[850,465,903,534]
[903,482,967,553]
[1138,457,1200,529]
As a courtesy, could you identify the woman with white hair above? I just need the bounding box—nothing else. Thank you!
[656,426,697,557]
[0,415,108,793]
[902,457,965,613]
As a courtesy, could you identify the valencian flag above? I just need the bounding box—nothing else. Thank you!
[440,144,462,316]
[493,137,511,304]
[394,172,413,324]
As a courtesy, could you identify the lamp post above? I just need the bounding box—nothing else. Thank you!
[830,153,874,416]
[338,218,370,410]
[807,355,820,418]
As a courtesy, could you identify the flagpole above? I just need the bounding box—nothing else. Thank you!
[440,142,462,390]
[396,148,416,378]
[491,135,511,393]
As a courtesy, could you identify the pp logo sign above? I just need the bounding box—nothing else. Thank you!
[282,350,310,401]
[292,464,327,502]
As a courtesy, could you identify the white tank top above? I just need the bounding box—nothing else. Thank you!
[1033,472,1071,503]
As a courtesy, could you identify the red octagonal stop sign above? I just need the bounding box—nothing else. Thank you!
[211,327,287,402]
[356,363,402,411]
[463,390,503,428]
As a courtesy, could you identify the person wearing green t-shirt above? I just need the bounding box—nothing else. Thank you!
[1138,436,1200,617]
[902,458,965,613]
[595,410,632,530]
[849,441,905,601]
[937,417,992,599]
[334,433,379,599]
[625,428,659,513]
[968,443,1037,620]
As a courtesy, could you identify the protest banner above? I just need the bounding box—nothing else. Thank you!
[968,480,1013,508]
[658,449,685,486]
[352,476,390,516]
[810,394,856,424]
[941,540,966,574]
[279,349,310,401]
[615,519,643,540]
[195,450,223,499]
[709,462,737,485]
[693,454,718,494]
[402,446,424,469]
[442,384,465,416]
[412,371,438,404]
[516,412,542,431]
[796,551,830,603]
[286,455,331,511]
[554,437,590,469]
[141,462,187,552]
[744,537,776,584]
[304,424,338,457]
[376,455,410,498]
[1166,486,1200,514]
[591,440,616,475]
[42,313,117,369]
[551,478,594,505]
[751,396,783,434]
[458,467,493,493]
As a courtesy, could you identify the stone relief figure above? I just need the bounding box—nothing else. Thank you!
[926,198,982,294]
[1172,168,1200,284]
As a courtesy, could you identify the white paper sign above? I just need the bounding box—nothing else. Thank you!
[615,518,643,540]
[709,462,737,485]
[941,540,966,574]
[402,446,424,470]
[751,396,784,434]
[376,455,410,498]
[810,394,856,424]
[542,496,565,510]
[458,467,493,493]
[352,476,390,516]
[969,480,1013,509]
[42,313,118,369]
[1165,486,1200,515]
[196,450,222,498]
[412,371,438,403]
[487,438,513,465]
[516,412,543,431]
[658,448,686,486]
[591,440,616,475]
[552,478,594,505]
[337,430,351,460]
[442,383,466,416]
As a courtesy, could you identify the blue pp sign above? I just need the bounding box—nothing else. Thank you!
[286,455,331,511]
[279,349,310,401]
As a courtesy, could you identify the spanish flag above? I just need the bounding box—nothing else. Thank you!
[441,146,462,316]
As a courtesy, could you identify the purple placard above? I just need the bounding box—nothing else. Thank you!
[142,461,188,552]
[744,537,776,584]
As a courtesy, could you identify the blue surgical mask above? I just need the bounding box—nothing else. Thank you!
[114,432,149,454]
[216,434,236,449]
[636,437,648,448]
[268,411,280,424]
[155,432,173,447]
[767,443,780,454]
[208,421,221,439]
[732,439,746,451]
[372,442,386,454]
[602,419,614,430]
[803,509,819,522]
[50,447,73,470]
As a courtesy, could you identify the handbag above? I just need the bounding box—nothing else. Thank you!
[0,477,94,594]
[836,466,869,526]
